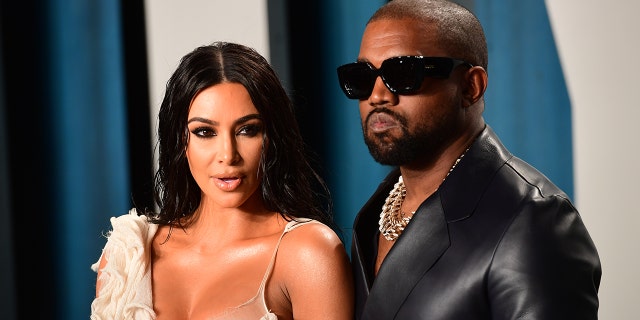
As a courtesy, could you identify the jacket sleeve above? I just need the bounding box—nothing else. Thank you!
[488,195,601,320]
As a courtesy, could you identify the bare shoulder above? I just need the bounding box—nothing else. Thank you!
[275,219,351,276]
[270,220,354,319]
[281,220,346,256]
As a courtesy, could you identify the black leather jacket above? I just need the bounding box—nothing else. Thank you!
[351,126,601,320]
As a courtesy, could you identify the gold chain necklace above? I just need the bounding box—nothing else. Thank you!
[378,176,410,241]
[378,147,470,241]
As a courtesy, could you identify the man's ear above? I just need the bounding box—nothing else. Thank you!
[462,66,488,107]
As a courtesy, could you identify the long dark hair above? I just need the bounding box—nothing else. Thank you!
[142,42,334,230]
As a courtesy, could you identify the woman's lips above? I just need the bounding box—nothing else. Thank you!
[368,112,400,133]
[214,177,241,191]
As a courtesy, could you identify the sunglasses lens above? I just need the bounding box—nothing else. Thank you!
[423,57,454,78]
[382,57,425,94]
[337,63,376,99]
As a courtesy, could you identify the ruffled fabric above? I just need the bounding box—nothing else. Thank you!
[90,209,158,320]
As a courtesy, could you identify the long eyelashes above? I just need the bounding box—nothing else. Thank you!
[190,126,214,138]
[190,123,264,139]
[238,123,264,137]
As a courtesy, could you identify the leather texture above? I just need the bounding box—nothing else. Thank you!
[351,126,601,320]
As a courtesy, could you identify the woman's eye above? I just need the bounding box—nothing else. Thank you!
[191,127,216,137]
[238,123,263,137]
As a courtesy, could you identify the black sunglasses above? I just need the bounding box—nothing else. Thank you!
[337,56,473,100]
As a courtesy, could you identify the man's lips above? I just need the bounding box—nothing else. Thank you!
[368,112,400,133]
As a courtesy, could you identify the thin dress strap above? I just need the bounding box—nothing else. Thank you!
[212,218,319,320]
[257,218,317,296]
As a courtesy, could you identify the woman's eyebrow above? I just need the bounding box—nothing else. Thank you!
[187,117,216,125]
[187,113,261,126]
[235,113,262,124]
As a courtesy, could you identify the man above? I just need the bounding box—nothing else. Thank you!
[336,0,601,319]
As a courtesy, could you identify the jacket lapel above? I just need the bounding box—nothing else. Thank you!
[360,192,450,319]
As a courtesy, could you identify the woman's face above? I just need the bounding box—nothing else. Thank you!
[186,82,265,210]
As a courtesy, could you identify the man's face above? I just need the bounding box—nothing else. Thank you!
[357,18,467,167]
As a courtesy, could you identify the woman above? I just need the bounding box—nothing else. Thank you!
[90,42,354,320]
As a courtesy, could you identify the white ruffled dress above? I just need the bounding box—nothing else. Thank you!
[90,209,157,320]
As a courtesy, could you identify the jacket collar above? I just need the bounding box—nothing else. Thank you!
[439,125,512,221]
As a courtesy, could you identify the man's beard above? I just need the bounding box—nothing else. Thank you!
[365,129,425,166]
[363,113,438,166]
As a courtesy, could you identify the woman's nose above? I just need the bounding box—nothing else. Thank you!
[217,136,240,164]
